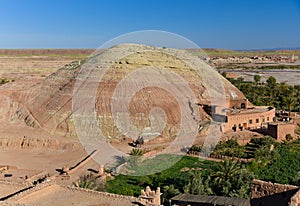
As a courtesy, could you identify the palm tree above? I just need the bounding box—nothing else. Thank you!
[210,159,244,184]
[74,173,103,191]
[183,159,253,198]
[128,148,144,169]
[209,159,249,196]
[129,148,144,156]
[283,96,296,118]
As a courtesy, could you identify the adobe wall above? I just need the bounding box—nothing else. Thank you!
[251,179,299,199]
[277,123,296,141]
[224,107,275,132]
[267,123,296,141]
[293,117,300,125]
[228,98,251,109]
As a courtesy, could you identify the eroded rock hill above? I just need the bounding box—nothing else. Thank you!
[0,44,247,140]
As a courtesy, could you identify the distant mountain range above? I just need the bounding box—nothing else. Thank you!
[236,47,300,51]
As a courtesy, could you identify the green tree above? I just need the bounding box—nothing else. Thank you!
[257,146,300,184]
[213,139,246,158]
[184,159,253,198]
[266,76,277,87]
[283,96,296,118]
[210,159,243,185]
[253,75,261,84]
[209,159,253,198]
[221,71,227,78]
[293,171,300,186]
[162,185,180,204]
[184,170,213,195]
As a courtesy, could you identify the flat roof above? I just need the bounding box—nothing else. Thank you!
[227,106,274,116]
[268,122,295,126]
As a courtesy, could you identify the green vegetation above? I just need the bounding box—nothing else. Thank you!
[213,136,300,186]
[212,138,247,158]
[227,76,300,111]
[106,155,254,202]
[188,144,203,153]
[106,155,215,202]
[184,159,253,198]
[253,74,261,83]
[257,145,300,184]
[129,148,144,156]
[74,135,300,203]
[73,173,105,191]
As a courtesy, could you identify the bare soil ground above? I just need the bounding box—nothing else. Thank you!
[0,49,92,80]
[0,183,24,198]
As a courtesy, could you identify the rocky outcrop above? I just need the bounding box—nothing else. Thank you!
[0,94,38,128]
[0,44,247,139]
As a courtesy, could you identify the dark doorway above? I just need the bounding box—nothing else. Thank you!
[241,103,246,109]
[232,124,237,132]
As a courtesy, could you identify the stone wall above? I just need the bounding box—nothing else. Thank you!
[251,179,299,199]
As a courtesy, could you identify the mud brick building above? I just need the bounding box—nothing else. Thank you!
[267,122,296,141]
[203,97,276,133]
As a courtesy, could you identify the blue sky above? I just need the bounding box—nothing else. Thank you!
[0,0,299,50]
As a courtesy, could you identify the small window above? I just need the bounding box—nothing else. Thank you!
[267,117,270,121]
[262,118,265,123]
[249,119,253,124]
[256,119,259,123]
[241,103,246,109]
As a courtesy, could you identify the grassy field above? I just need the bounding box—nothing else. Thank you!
[106,154,215,196]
